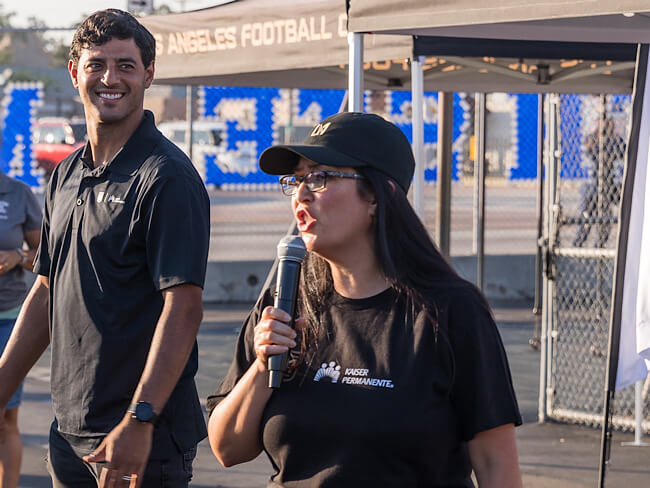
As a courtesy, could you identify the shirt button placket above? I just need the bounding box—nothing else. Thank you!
[73,176,89,229]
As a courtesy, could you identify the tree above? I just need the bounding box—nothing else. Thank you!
[0,2,15,64]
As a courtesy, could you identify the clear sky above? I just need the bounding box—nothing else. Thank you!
[4,0,221,42]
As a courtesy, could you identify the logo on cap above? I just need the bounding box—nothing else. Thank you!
[310,122,331,137]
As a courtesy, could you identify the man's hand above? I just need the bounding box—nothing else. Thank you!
[83,415,154,488]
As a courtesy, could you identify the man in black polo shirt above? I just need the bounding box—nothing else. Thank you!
[0,9,210,488]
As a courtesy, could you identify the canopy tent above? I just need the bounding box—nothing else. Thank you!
[347,0,650,41]
[141,0,637,94]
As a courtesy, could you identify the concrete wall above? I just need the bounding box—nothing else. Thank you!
[202,254,536,304]
[23,254,535,305]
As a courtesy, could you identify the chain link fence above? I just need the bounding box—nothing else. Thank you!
[547,94,648,431]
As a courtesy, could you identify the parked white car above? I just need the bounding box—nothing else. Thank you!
[158,120,256,175]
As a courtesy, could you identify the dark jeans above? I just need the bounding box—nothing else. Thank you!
[47,425,196,488]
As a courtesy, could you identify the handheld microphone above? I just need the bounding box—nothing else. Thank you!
[268,235,307,389]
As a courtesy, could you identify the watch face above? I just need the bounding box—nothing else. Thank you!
[135,402,154,422]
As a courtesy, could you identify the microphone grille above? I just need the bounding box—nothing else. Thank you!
[277,235,307,262]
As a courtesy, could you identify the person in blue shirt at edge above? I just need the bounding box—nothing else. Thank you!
[207,111,523,487]
[0,169,42,488]
[0,9,210,488]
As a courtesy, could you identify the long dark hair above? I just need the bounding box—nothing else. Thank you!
[295,167,472,358]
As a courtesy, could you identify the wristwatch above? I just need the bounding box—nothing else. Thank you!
[15,248,26,265]
[128,401,159,424]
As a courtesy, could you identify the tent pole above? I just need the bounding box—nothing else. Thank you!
[620,380,650,446]
[436,92,453,258]
[533,93,544,316]
[473,93,486,291]
[185,85,195,163]
[348,33,364,112]
[411,55,425,218]
[539,94,557,424]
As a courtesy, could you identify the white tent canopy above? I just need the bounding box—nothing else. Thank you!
[348,0,650,42]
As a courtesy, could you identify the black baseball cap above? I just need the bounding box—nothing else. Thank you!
[259,112,415,193]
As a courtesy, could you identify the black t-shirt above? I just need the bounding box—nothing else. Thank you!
[34,111,210,458]
[208,284,521,487]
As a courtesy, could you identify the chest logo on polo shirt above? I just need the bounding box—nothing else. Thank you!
[96,191,125,205]
[313,361,341,383]
[0,200,8,220]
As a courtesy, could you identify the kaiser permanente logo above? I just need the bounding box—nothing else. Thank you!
[313,361,394,389]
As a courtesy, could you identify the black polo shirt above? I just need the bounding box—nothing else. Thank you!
[34,111,210,457]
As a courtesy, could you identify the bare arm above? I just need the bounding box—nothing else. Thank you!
[84,283,204,488]
[0,275,50,408]
[468,423,522,488]
[208,306,300,467]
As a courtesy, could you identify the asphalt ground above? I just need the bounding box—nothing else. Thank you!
[13,301,650,487]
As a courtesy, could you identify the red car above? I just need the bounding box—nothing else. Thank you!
[33,118,86,175]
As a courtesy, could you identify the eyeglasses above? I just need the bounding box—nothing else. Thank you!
[279,170,365,196]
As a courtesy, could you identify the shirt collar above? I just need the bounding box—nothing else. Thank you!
[80,110,161,177]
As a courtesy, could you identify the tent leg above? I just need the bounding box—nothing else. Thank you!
[621,380,650,447]
[436,92,453,258]
[411,56,425,218]
[533,93,545,317]
[473,93,486,291]
[348,33,364,112]
[185,85,195,162]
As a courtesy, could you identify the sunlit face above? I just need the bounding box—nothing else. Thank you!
[68,37,154,127]
[291,157,376,260]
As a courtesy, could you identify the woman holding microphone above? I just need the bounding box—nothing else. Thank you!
[207,112,522,487]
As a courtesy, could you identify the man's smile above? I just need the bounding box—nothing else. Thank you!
[97,91,125,100]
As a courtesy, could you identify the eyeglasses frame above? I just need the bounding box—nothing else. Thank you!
[279,170,365,196]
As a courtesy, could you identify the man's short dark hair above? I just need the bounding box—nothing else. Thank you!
[70,9,156,68]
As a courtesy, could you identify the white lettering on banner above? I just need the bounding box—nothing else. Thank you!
[338,13,347,37]
[297,18,310,42]
[215,27,237,50]
[285,19,297,44]
[309,17,320,41]
[263,22,274,46]
[154,34,164,56]
[163,27,237,54]
[241,16,333,47]
[157,15,341,55]
[321,16,333,39]
[251,23,263,46]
